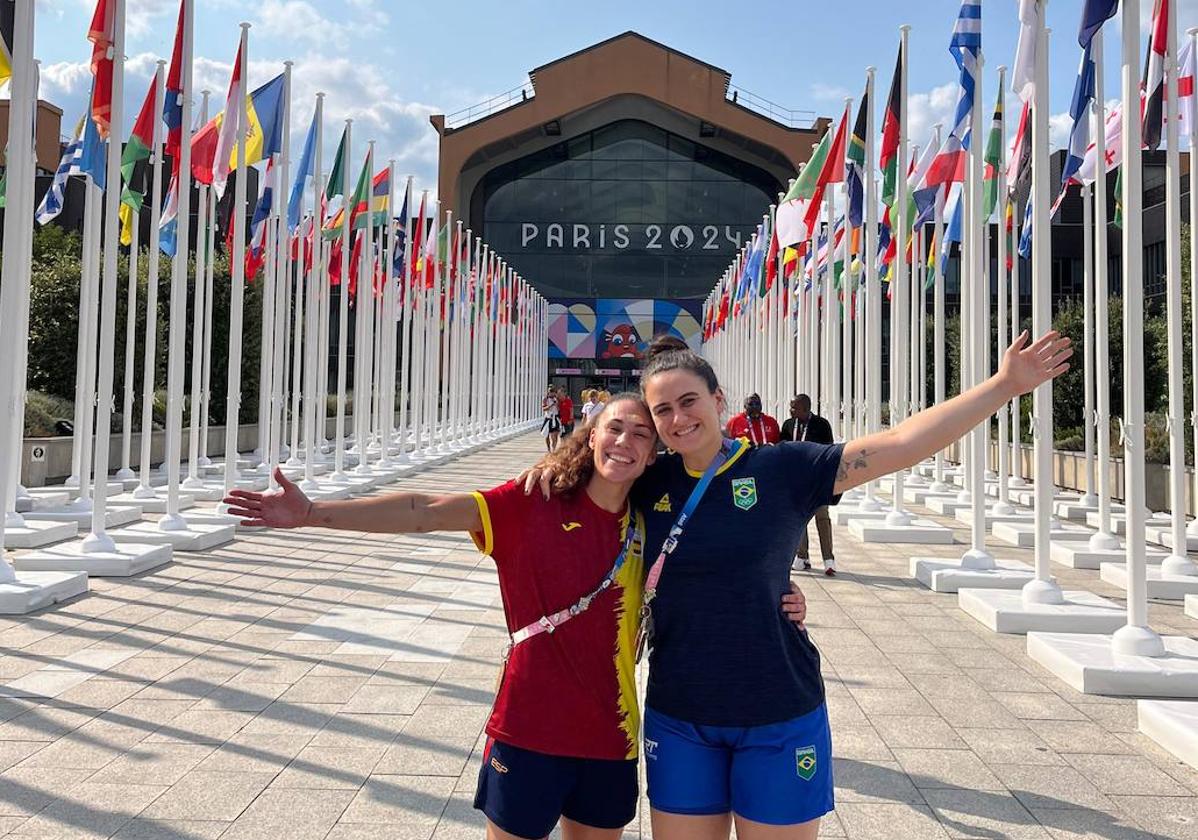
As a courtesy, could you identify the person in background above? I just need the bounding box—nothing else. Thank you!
[595,391,611,413]
[781,394,836,575]
[725,393,780,448]
[580,389,598,424]
[541,386,561,452]
[558,388,575,438]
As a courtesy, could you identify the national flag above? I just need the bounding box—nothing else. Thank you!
[880,47,902,208]
[1006,100,1032,195]
[159,174,179,257]
[35,117,86,225]
[763,223,779,294]
[1143,0,1168,152]
[87,0,114,137]
[846,87,868,229]
[776,118,837,248]
[1113,165,1124,228]
[1080,0,1119,49]
[941,185,963,270]
[409,192,427,280]
[1012,0,1038,104]
[287,110,317,232]
[791,104,850,237]
[1181,37,1195,141]
[392,179,410,278]
[982,86,1005,220]
[0,2,13,89]
[1075,101,1123,183]
[737,225,765,303]
[163,0,184,161]
[947,0,982,147]
[1060,42,1096,190]
[118,76,158,245]
[245,158,274,282]
[192,72,286,194]
[1017,197,1034,258]
[908,138,941,229]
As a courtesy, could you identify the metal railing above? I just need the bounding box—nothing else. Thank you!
[443,83,536,131]
[726,85,818,130]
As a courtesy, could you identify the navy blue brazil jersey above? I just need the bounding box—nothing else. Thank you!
[630,440,844,727]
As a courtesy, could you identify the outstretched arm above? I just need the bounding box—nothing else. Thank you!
[832,330,1071,495]
[223,467,482,534]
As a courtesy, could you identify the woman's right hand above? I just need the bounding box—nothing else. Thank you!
[516,466,555,499]
[223,467,313,528]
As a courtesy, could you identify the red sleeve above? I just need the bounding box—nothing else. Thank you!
[726,414,746,438]
[470,480,528,566]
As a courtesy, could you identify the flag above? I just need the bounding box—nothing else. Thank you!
[982,86,1005,219]
[87,0,114,137]
[287,110,317,232]
[246,159,274,282]
[1012,0,1038,104]
[0,2,13,89]
[163,0,184,162]
[846,88,868,229]
[1017,197,1033,258]
[1143,0,1168,152]
[763,223,779,295]
[1006,100,1032,195]
[409,192,427,280]
[942,185,963,269]
[160,175,179,256]
[948,0,982,148]
[1075,101,1123,183]
[793,104,849,237]
[192,72,286,193]
[880,47,902,208]
[1181,37,1195,141]
[776,120,837,248]
[1113,165,1124,228]
[908,138,941,229]
[119,77,158,245]
[35,116,87,225]
[1060,43,1096,190]
[1080,0,1119,48]
[737,225,765,302]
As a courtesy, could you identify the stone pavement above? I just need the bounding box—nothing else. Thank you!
[0,435,1197,839]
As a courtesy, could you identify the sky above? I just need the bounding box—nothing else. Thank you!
[27,0,1198,199]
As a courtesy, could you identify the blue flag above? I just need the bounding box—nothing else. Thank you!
[1061,43,1096,188]
[948,0,982,149]
[287,111,317,233]
[1017,198,1033,259]
[1079,0,1119,48]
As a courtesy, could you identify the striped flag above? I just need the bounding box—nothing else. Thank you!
[846,87,868,230]
[880,48,902,208]
[1056,42,1097,214]
[211,38,245,198]
[947,0,981,147]
[162,0,184,162]
[35,128,83,225]
[982,86,1005,220]
[1143,0,1168,152]
[1012,0,1038,104]
[1181,37,1195,141]
[87,0,114,137]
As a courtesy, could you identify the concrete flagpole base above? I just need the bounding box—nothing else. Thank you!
[991,520,1093,548]
[112,518,236,552]
[958,587,1126,634]
[1028,632,1198,696]
[108,492,196,514]
[15,489,70,512]
[13,539,172,577]
[954,507,1036,527]
[910,556,1033,593]
[1098,562,1198,600]
[23,505,144,529]
[1138,700,1198,771]
[849,517,953,544]
[0,571,89,614]
[1050,540,1169,570]
[925,496,973,517]
[1,518,78,549]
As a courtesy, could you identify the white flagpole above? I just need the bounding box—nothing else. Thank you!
[1112,0,1164,656]
[1190,26,1198,538]
[1010,193,1025,488]
[271,63,294,479]
[379,160,398,464]
[354,141,376,475]
[330,120,352,481]
[395,180,414,462]
[117,197,140,483]
[66,182,99,498]
[931,152,950,492]
[83,0,128,552]
[887,24,912,527]
[184,82,209,491]
[436,210,454,453]
[301,94,325,490]
[198,89,215,470]
[862,65,882,510]
[993,66,1014,514]
[1161,1,1195,576]
[222,22,251,495]
[1078,176,1096,508]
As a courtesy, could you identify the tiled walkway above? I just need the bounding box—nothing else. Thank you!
[1,435,1197,838]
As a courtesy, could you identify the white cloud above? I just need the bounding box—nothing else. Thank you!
[257,1,352,49]
[906,82,958,152]
[1049,110,1073,150]
[809,82,851,104]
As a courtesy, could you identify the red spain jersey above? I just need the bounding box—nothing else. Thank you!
[471,481,645,760]
[726,413,781,446]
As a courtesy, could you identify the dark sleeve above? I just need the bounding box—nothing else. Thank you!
[780,418,795,441]
[813,417,835,444]
[777,442,845,514]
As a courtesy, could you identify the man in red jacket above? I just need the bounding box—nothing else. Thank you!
[725,393,780,448]
[557,389,575,437]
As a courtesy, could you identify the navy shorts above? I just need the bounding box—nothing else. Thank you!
[643,702,834,826]
[474,738,638,838]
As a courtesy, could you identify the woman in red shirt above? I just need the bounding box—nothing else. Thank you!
[224,394,808,840]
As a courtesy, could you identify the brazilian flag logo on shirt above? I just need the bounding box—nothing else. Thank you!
[795,746,817,781]
[731,477,758,511]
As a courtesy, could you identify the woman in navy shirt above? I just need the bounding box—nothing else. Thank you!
[527,329,1070,840]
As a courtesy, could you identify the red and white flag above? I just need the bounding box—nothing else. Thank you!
[1180,36,1195,142]
[1143,0,1168,151]
[1076,102,1124,184]
[87,0,114,137]
[212,38,245,199]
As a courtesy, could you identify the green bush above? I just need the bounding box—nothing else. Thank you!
[23,391,74,437]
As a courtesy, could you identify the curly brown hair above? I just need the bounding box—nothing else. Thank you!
[537,392,653,496]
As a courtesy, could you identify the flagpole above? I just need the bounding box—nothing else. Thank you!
[380,161,399,464]
[354,141,376,475]
[272,62,295,480]
[1190,26,1198,538]
[1161,1,1194,577]
[931,157,950,492]
[437,210,455,453]
[72,182,101,509]
[117,188,141,483]
[1112,0,1163,656]
[82,0,128,553]
[859,65,881,510]
[222,22,251,496]
[199,138,216,469]
[993,66,1014,514]
[330,120,352,481]
[1010,192,1025,488]
[886,24,912,528]
[300,93,325,490]
[395,179,414,461]
[184,81,209,491]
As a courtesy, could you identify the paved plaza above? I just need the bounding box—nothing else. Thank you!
[0,435,1197,839]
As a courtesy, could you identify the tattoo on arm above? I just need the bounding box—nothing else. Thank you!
[837,448,872,482]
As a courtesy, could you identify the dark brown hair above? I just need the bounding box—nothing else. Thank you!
[640,334,720,394]
[538,392,653,496]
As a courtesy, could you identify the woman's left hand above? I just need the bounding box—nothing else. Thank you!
[781,582,807,628]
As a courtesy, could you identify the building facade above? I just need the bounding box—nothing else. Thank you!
[432,32,828,395]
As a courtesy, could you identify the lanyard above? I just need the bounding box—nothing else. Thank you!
[750,416,766,445]
[506,513,640,654]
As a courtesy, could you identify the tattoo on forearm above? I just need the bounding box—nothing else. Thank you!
[837,449,872,482]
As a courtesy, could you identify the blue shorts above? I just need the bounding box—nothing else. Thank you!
[474,738,638,838]
[643,703,834,826]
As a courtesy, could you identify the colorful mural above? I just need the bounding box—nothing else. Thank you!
[547,299,702,360]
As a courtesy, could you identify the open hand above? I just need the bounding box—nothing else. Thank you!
[516,466,554,500]
[222,467,313,528]
[998,330,1072,398]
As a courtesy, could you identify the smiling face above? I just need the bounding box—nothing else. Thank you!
[642,369,726,457]
[587,399,658,485]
